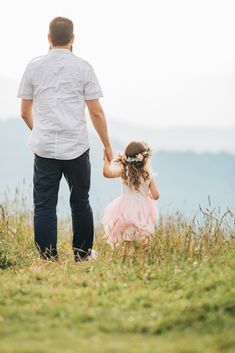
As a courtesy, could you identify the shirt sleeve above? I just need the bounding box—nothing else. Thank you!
[84,65,103,100]
[17,66,34,99]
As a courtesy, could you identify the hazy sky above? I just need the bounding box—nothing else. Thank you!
[1,0,235,127]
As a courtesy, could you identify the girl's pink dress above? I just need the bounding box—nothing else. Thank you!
[101,178,158,247]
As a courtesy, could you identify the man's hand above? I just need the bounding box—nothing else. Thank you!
[21,99,33,130]
[103,150,121,178]
[104,145,113,162]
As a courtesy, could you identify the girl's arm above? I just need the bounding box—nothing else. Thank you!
[149,179,160,200]
[103,155,122,178]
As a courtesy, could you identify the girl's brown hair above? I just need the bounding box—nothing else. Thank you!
[116,141,152,191]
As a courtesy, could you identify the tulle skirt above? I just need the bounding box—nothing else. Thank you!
[101,196,158,247]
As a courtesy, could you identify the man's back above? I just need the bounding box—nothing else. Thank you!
[18,48,103,159]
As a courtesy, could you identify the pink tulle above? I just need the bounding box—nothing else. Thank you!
[101,196,158,247]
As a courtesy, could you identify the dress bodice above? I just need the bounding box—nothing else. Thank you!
[121,178,151,200]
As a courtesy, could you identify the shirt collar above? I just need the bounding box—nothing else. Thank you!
[49,48,72,54]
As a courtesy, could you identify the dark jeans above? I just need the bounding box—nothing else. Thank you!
[33,149,94,261]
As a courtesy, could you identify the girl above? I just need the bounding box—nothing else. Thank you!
[101,141,160,248]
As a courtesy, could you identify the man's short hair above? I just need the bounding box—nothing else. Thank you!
[49,17,74,46]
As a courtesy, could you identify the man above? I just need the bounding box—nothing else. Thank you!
[17,16,113,261]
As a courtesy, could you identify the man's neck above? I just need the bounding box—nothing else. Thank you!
[51,45,71,50]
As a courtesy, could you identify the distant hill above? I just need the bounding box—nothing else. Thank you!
[0,76,19,119]
[0,119,234,221]
[107,120,235,154]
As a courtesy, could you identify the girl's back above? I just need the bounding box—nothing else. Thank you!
[122,176,150,200]
[102,141,160,247]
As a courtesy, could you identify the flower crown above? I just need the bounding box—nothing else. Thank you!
[122,150,151,164]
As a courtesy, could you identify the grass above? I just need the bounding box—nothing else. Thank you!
[0,202,235,353]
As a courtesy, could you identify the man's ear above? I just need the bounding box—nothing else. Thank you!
[48,33,52,44]
[71,34,75,45]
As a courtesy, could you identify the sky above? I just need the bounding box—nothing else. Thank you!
[1,0,235,128]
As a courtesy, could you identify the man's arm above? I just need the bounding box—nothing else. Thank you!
[21,99,33,130]
[85,99,113,161]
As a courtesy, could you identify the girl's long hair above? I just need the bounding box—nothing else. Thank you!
[115,141,152,191]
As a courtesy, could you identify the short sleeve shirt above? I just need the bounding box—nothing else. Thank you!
[17,48,103,160]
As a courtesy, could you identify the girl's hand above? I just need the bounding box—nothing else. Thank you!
[103,154,122,179]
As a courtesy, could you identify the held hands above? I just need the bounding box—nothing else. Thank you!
[103,145,113,163]
[103,147,122,178]
[103,151,111,163]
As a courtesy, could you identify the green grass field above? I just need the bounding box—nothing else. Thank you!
[0,204,234,353]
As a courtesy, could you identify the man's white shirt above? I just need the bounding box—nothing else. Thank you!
[17,48,103,160]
